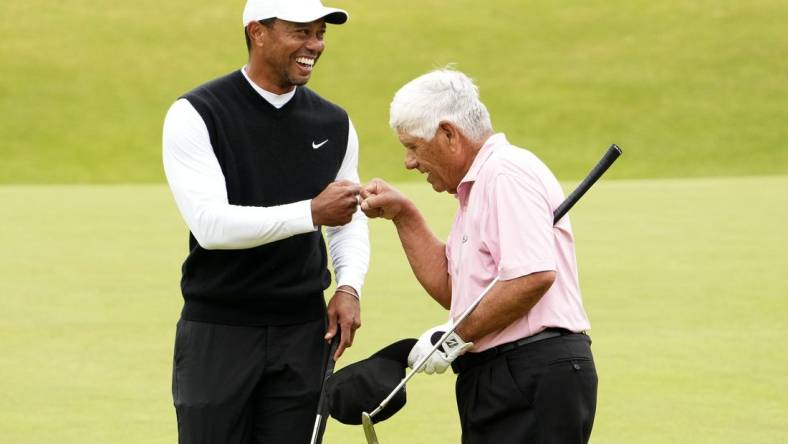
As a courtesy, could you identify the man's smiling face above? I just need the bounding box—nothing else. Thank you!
[254,18,326,93]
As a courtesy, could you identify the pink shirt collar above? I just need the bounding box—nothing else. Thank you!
[456,133,507,201]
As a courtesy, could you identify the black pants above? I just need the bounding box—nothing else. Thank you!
[172,318,327,444]
[455,334,598,444]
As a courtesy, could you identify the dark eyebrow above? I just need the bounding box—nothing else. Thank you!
[294,22,325,29]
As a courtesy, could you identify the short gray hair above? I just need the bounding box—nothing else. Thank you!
[389,68,493,143]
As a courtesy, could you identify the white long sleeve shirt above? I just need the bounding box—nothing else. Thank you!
[162,68,369,295]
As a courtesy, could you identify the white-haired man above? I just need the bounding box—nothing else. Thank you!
[360,69,597,443]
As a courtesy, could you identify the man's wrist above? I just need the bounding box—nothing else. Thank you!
[335,285,359,300]
[454,325,469,343]
[442,331,473,358]
[391,199,417,226]
[309,198,321,227]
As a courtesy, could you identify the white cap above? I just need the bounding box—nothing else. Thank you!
[243,0,349,27]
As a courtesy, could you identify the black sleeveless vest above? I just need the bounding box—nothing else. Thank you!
[179,70,349,325]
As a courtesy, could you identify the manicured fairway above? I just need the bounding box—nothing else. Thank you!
[1,176,786,443]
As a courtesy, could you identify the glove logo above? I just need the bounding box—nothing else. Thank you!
[410,323,473,375]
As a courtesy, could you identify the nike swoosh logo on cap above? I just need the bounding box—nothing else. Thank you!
[312,140,328,149]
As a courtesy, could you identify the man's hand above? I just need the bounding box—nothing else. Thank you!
[325,286,361,360]
[407,321,474,374]
[359,179,412,221]
[312,180,361,227]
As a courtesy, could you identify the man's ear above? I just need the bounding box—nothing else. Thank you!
[438,122,461,152]
[247,22,267,48]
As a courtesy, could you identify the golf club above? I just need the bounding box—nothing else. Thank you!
[361,144,622,443]
[309,336,340,444]
[553,144,622,223]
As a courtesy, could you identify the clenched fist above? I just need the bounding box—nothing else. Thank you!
[359,178,412,221]
[311,180,361,227]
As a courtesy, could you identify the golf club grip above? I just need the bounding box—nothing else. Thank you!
[324,336,340,375]
[553,144,622,224]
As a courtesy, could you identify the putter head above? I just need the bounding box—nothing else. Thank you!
[361,412,379,444]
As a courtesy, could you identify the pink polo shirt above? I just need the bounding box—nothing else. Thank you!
[446,133,590,352]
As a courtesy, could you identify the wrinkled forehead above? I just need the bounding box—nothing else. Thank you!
[397,130,431,148]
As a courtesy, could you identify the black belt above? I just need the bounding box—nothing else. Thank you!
[451,328,576,374]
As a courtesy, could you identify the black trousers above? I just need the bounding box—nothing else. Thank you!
[455,333,598,444]
[172,317,327,444]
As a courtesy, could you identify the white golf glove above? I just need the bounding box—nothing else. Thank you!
[407,321,474,374]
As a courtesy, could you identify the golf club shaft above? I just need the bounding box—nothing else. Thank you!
[368,277,499,418]
[309,337,340,444]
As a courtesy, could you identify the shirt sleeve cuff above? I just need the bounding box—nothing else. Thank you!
[498,260,556,281]
[286,200,317,234]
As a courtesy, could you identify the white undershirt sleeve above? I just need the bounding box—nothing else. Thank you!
[325,118,370,296]
[162,99,316,250]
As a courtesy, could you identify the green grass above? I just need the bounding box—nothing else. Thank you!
[1,177,786,443]
[1,0,787,183]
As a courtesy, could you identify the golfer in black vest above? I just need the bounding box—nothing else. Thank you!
[162,1,369,442]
